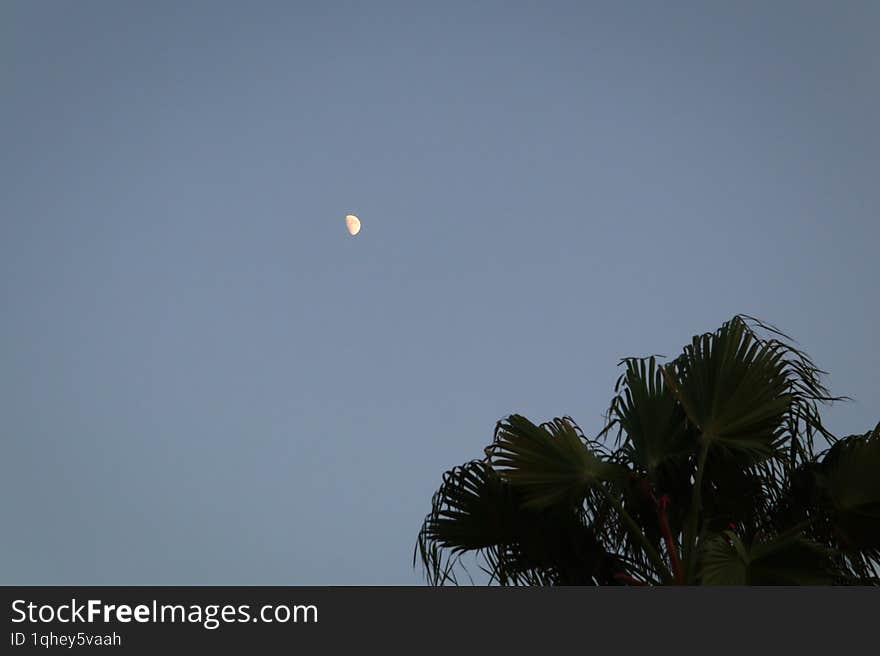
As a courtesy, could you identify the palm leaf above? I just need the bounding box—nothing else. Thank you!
[419,461,521,554]
[487,415,610,508]
[699,531,835,585]
[820,424,880,552]
[415,460,628,585]
[608,356,695,482]
[662,317,792,459]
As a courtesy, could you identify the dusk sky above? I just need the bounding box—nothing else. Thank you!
[2,1,878,584]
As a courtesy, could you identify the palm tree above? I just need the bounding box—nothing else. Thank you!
[416,315,880,585]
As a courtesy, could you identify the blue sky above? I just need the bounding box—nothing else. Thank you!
[2,1,878,584]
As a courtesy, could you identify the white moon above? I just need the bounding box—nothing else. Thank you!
[345,214,361,236]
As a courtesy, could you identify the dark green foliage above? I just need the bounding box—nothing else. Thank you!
[416,316,879,585]
[699,531,835,585]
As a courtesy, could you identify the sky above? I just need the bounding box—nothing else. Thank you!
[1,1,878,585]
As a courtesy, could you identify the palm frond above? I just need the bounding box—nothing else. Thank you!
[415,459,630,585]
[607,356,695,481]
[699,530,836,585]
[486,415,611,508]
[819,423,880,553]
[661,317,792,459]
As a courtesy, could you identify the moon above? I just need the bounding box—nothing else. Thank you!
[345,214,361,236]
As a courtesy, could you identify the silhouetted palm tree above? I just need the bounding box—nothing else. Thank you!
[416,316,880,585]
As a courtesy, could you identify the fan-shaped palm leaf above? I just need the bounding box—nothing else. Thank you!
[662,317,792,458]
[608,356,695,483]
[418,461,520,554]
[415,460,630,585]
[819,424,880,552]
[487,415,611,508]
[699,531,835,585]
